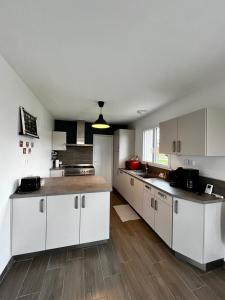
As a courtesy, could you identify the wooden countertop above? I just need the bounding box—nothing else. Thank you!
[121,169,225,204]
[11,176,112,199]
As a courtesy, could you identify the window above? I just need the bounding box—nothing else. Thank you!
[143,127,169,166]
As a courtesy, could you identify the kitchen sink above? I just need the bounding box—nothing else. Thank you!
[138,174,154,179]
[127,170,155,179]
[131,171,154,179]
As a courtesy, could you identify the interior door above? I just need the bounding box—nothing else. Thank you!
[93,134,113,184]
[80,192,110,244]
[46,194,80,249]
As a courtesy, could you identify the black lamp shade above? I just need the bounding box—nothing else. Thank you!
[92,114,110,129]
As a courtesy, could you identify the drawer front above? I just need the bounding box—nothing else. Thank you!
[156,190,172,206]
[144,184,157,194]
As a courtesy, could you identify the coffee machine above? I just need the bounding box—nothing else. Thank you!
[169,167,199,192]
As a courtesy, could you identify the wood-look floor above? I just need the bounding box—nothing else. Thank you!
[1,191,225,300]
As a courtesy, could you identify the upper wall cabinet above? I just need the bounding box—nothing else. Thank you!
[159,117,178,155]
[52,131,66,150]
[159,108,225,156]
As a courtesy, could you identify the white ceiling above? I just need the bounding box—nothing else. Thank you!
[1,1,225,123]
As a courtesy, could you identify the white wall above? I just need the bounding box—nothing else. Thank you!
[0,55,53,275]
[130,80,225,181]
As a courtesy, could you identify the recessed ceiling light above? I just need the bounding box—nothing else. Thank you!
[137,109,148,115]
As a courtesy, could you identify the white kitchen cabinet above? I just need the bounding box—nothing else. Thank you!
[118,172,144,216]
[113,129,134,168]
[154,191,173,247]
[80,192,110,244]
[159,118,178,154]
[117,170,126,198]
[93,134,113,184]
[52,131,66,150]
[113,129,135,189]
[125,175,134,206]
[173,198,225,266]
[142,185,173,247]
[142,184,155,229]
[133,178,144,215]
[12,191,110,255]
[159,108,225,156]
[46,194,80,249]
[177,109,206,156]
[173,198,204,263]
[50,169,64,177]
[113,152,119,190]
[118,170,132,203]
[12,197,46,255]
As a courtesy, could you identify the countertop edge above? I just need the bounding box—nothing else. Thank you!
[10,188,112,199]
[120,169,225,204]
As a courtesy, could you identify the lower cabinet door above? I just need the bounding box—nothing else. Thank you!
[154,198,172,247]
[46,194,80,249]
[80,192,110,244]
[173,198,204,263]
[133,179,144,215]
[142,187,155,229]
[12,197,46,255]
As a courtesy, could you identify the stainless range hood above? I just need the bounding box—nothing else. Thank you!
[66,121,93,147]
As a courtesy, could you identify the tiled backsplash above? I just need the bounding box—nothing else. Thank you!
[57,146,93,165]
[140,163,225,196]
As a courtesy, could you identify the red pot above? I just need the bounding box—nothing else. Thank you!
[125,160,141,170]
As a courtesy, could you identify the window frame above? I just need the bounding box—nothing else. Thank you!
[142,126,171,169]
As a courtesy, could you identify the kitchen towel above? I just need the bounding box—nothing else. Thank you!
[113,204,140,222]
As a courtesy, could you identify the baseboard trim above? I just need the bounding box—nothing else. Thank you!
[13,239,109,261]
[175,252,223,271]
[0,257,14,285]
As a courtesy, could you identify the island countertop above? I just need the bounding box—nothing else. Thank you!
[11,176,112,199]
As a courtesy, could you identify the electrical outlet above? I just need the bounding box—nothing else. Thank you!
[205,184,213,195]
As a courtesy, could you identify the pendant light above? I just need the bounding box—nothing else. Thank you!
[92,101,110,129]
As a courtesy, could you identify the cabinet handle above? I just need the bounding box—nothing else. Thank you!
[177,140,181,153]
[82,195,85,208]
[74,196,79,209]
[172,141,176,152]
[154,200,158,211]
[174,200,178,214]
[39,199,44,213]
[151,198,154,208]
[158,191,166,199]
[145,185,151,190]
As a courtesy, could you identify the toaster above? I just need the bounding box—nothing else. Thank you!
[18,176,41,192]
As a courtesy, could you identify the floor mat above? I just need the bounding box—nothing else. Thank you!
[113,204,140,222]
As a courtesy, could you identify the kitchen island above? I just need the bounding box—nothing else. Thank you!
[10,176,112,256]
[11,175,112,198]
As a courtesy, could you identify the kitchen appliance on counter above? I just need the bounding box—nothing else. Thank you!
[169,167,199,192]
[64,164,95,176]
[17,176,41,193]
[125,159,141,170]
